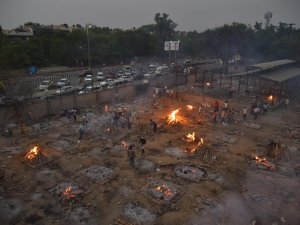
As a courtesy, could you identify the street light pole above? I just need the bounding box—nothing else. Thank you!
[86,25,91,70]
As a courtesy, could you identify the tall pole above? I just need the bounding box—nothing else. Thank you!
[86,26,91,70]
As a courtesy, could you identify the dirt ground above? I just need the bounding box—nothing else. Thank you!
[0,91,299,225]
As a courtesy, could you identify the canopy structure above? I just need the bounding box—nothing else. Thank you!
[249,59,295,70]
[259,67,300,82]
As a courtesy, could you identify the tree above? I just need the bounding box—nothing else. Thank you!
[264,11,273,28]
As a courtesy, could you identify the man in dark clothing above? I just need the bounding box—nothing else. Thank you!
[149,119,157,133]
[128,145,136,167]
[138,136,147,157]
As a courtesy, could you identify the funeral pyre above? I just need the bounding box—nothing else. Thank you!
[24,146,48,167]
[143,179,180,203]
[175,165,207,182]
[48,182,85,203]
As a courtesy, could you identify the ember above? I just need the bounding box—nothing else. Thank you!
[25,146,39,161]
[253,156,276,170]
[121,140,129,149]
[190,138,204,152]
[63,186,76,200]
[184,132,196,142]
[167,109,180,124]
[187,105,194,110]
[267,95,273,101]
[155,184,173,197]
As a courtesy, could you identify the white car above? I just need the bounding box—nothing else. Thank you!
[56,86,74,95]
[96,71,106,81]
[39,80,53,91]
[144,71,156,78]
[99,81,108,87]
[84,75,93,84]
[124,70,131,76]
[57,78,70,87]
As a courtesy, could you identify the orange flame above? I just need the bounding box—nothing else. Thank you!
[267,95,273,101]
[185,132,195,142]
[63,186,76,199]
[191,138,204,153]
[25,146,39,160]
[206,82,210,86]
[168,109,180,124]
[187,105,194,110]
[155,184,173,196]
[254,156,275,170]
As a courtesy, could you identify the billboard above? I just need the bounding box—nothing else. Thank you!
[164,41,180,51]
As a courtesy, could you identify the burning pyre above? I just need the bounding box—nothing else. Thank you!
[167,109,180,124]
[24,146,47,167]
[49,182,85,204]
[145,180,179,202]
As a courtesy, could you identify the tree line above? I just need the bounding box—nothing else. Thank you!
[0,12,299,70]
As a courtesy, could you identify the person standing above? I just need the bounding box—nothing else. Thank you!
[138,136,147,157]
[242,106,248,121]
[285,98,290,109]
[253,106,260,120]
[128,145,136,167]
[149,119,157,133]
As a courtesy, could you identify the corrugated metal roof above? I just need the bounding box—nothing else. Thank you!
[194,63,225,71]
[259,67,300,82]
[251,59,295,70]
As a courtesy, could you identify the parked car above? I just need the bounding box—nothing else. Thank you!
[155,66,169,76]
[79,70,92,77]
[56,78,70,88]
[84,75,93,84]
[56,86,76,95]
[124,70,131,76]
[96,71,106,81]
[117,70,124,77]
[39,80,54,91]
[144,71,156,79]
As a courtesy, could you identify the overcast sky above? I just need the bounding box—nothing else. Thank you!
[1,0,299,31]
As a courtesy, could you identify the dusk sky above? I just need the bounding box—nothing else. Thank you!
[1,0,299,31]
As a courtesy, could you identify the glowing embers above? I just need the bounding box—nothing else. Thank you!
[186,105,194,110]
[167,109,180,124]
[267,95,273,102]
[143,179,180,203]
[252,155,276,170]
[24,146,48,167]
[175,165,206,182]
[183,132,196,143]
[48,182,85,203]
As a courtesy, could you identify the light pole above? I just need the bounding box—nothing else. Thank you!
[86,25,91,70]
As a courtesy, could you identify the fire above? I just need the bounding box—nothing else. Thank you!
[155,184,173,196]
[206,82,210,86]
[25,146,39,160]
[267,95,273,101]
[168,109,180,124]
[254,156,275,170]
[191,138,204,153]
[187,105,194,110]
[63,186,76,199]
[185,132,195,142]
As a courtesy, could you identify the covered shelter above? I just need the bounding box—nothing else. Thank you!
[227,59,299,101]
